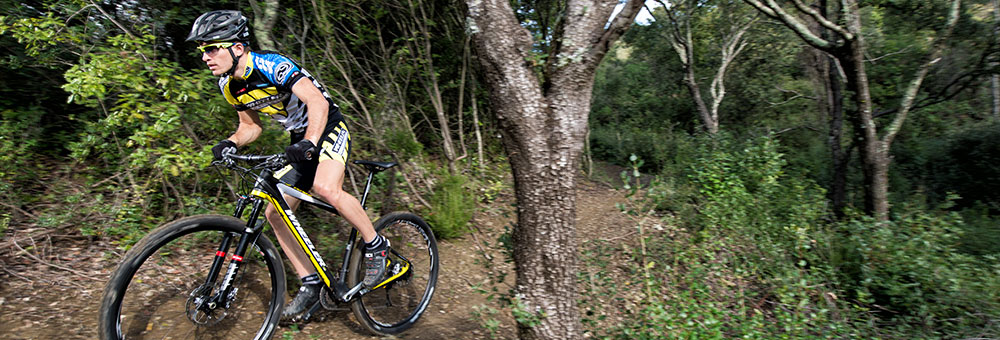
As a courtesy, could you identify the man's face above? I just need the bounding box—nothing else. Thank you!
[198,42,241,76]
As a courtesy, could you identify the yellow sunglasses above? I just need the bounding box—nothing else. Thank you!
[196,42,236,54]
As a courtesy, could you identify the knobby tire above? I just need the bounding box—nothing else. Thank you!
[98,215,285,340]
[347,212,440,335]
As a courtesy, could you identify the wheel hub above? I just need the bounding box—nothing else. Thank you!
[185,284,227,326]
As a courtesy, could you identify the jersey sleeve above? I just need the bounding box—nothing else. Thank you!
[257,53,305,91]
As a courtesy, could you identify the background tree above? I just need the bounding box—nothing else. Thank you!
[652,0,758,134]
[464,0,644,339]
[743,0,962,220]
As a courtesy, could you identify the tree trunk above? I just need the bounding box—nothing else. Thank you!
[465,0,642,339]
[745,0,959,221]
[816,0,849,218]
[669,14,716,134]
[827,57,849,218]
[660,0,751,135]
[993,0,1000,120]
[842,7,891,219]
[471,83,485,168]
[840,31,889,220]
[248,0,279,50]
[684,67,717,134]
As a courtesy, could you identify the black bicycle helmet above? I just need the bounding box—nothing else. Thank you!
[186,10,250,42]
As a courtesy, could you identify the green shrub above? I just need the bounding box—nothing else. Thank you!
[588,134,868,339]
[0,108,42,181]
[589,124,693,173]
[956,202,1000,256]
[837,207,1000,338]
[922,121,1000,209]
[427,173,475,239]
[385,127,424,159]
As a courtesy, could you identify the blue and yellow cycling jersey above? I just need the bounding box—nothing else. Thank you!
[218,51,343,131]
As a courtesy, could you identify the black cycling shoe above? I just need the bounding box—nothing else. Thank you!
[363,237,391,288]
[281,282,321,323]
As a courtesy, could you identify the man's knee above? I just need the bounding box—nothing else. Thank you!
[312,183,345,204]
[265,205,282,221]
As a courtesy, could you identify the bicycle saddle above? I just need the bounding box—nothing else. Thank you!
[353,160,398,173]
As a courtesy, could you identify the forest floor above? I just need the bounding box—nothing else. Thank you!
[0,163,639,340]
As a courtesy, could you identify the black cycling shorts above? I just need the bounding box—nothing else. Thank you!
[272,117,351,191]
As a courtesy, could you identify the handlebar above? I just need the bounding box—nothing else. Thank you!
[213,152,289,172]
[228,153,284,163]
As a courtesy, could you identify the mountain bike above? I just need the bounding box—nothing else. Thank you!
[98,153,439,340]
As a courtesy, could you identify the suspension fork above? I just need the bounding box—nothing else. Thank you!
[199,195,253,290]
[200,196,268,309]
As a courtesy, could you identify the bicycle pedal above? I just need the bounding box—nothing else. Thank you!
[280,299,322,326]
[301,299,323,321]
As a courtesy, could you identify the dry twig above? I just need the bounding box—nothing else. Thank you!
[12,237,101,282]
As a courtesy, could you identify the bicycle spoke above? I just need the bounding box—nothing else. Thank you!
[106,220,282,340]
[349,213,439,334]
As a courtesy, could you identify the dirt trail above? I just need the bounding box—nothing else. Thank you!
[0,176,630,340]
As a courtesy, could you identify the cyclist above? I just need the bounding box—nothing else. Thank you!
[186,10,390,321]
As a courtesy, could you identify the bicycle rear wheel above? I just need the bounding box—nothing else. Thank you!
[98,214,285,340]
[347,212,439,335]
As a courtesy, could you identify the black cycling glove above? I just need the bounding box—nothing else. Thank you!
[285,139,318,163]
[212,139,238,160]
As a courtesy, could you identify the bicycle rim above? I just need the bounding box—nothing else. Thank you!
[100,215,283,340]
[349,212,439,334]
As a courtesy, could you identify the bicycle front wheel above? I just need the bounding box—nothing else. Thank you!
[98,214,285,340]
[348,212,439,335]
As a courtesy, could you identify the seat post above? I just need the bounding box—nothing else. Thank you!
[360,170,375,209]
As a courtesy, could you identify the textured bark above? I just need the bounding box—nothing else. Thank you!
[991,0,999,120]
[806,0,848,218]
[248,0,279,51]
[465,0,642,339]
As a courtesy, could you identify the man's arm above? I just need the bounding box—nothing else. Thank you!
[291,79,330,146]
[228,109,264,147]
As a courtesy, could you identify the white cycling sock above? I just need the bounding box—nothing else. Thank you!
[301,273,321,285]
[364,234,385,250]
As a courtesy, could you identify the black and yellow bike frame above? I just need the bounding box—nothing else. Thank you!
[202,157,404,311]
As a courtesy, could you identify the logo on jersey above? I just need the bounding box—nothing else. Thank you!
[257,58,276,74]
[275,62,294,84]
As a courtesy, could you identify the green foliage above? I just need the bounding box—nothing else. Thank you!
[922,121,1000,209]
[590,123,694,173]
[385,127,424,159]
[580,136,863,338]
[0,108,42,181]
[837,207,1000,337]
[427,173,475,239]
[577,134,1000,339]
[955,202,1000,257]
[0,4,247,243]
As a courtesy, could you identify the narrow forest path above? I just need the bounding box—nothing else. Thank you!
[0,174,633,339]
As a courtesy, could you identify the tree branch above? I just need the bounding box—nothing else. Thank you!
[883,0,961,147]
[743,0,838,50]
[595,0,644,57]
[791,0,853,41]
